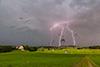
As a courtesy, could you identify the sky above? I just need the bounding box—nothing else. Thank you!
[0,0,100,46]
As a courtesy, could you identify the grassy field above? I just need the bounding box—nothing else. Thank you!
[0,49,100,67]
[37,49,100,54]
[0,50,85,67]
[36,49,100,67]
[89,55,100,67]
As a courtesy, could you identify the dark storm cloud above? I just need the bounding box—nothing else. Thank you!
[0,0,100,46]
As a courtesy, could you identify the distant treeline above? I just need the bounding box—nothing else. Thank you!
[89,46,100,49]
[0,45,100,53]
[23,45,37,51]
[0,45,38,53]
[23,45,58,51]
[22,46,58,51]
[0,46,16,53]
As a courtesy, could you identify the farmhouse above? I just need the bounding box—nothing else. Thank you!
[18,46,24,51]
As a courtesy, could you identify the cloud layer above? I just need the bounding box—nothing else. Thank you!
[0,0,100,46]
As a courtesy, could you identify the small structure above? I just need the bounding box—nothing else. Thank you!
[16,46,18,49]
[65,51,68,54]
[52,49,54,52]
[19,46,24,51]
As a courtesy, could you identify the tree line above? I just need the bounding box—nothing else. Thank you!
[0,45,100,53]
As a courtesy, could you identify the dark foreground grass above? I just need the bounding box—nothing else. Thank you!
[0,50,85,67]
[89,55,100,67]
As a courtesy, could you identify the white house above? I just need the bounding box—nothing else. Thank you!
[18,46,24,51]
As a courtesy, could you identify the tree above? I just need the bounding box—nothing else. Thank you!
[23,45,30,50]
[0,46,12,52]
[29,47,37,52]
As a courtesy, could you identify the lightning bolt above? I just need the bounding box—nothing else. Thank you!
[50,22,77,46]
[66,23,76,45]
[59,26,65,46]
[50,31,54,46]
[49,23,59,46]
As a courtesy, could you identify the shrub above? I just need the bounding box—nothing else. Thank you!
[0,46,13,52]
[29,47,37,52]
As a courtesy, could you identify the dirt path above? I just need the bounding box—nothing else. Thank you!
[88,60,93,67]
[74,56,98,67]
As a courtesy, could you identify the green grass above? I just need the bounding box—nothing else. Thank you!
[37,49,100,54]
[89,55,100,67]
[74,56,98,67]
[76,49,100,54]
[0,50,85,67]
[36,49,100,67]
[0,49,100,67]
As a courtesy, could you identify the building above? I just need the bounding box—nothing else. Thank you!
[18,46,24,51]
